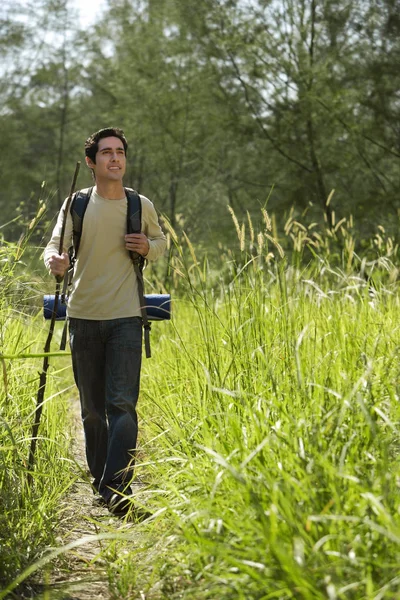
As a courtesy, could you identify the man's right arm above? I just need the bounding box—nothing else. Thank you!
[43,199,73,278]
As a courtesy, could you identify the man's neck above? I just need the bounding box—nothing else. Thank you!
[95,180,125,200]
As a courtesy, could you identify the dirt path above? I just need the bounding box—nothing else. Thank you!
[34,396,155,600]
[42,398,112,600]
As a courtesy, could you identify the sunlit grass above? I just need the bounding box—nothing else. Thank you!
[133,289,399,597]
[111,209,399,599]
[1,203,399,599]
[0,210,75,593]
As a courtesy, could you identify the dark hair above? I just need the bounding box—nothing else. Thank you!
[84,127,128,163]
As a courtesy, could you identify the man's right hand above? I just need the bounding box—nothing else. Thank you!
[48,252,70,277]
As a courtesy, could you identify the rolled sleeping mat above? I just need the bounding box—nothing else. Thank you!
[142,294,172,320]
[43,294,171,321]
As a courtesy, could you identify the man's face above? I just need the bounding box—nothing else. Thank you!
[86,136,126,181]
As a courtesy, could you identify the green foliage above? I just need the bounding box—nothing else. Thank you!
[0,214,75,591]
[0,207,398,598]
[0,0,399,591]
[1,0,399,247]
[98,212,399,599]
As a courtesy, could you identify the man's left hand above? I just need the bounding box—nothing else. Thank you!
[125,233,150,256]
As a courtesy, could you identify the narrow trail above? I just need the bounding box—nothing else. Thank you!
[43,397,112,600]
[35,395,156,600]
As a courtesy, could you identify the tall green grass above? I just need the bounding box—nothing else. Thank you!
[0,209,75,595]
[106,210,399,599]
[1,205,399,599]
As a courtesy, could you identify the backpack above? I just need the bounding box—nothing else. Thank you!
[61,186,152,358]
[70,186,144,271]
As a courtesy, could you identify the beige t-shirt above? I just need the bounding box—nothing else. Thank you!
[44,187,167,319]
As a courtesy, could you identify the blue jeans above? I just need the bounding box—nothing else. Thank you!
[69,317,142,501]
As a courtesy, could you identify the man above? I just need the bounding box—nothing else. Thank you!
[44,127,167,516]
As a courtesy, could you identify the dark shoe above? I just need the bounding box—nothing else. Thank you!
[107,492,133,516]
[92,494,107,507]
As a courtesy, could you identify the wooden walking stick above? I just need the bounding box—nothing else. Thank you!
[27,161,80,486]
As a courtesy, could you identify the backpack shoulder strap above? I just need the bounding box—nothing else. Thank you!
[125,187,141,234]
[59,187,92,351]
[124,188,152,358]
[125,188,143,267]
[70,187,93,259]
